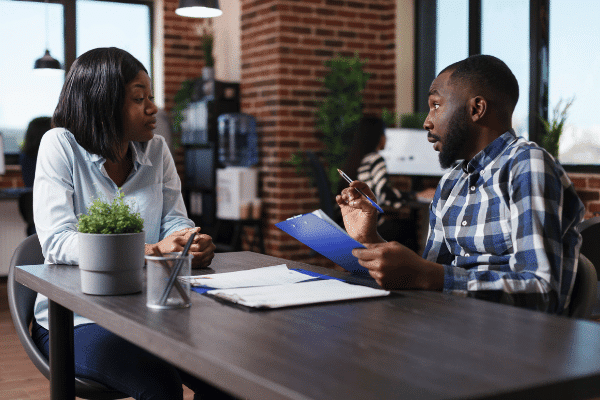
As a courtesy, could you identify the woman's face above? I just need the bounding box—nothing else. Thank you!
[121,71,158,143]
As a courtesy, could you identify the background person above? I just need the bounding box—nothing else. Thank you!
[339,116,421,250]
[336,55,584,314]
[19,116,52,188]
[31,47,226,400]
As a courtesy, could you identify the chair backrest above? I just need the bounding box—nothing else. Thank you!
[568,253,598,318]
[305,151,336,219]
[577,216,600,281]
[7,234,127,399]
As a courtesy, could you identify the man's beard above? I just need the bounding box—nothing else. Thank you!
[439,106,470,169]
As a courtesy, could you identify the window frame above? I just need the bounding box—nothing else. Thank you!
[3,0,154,164]
[415,0,595,172]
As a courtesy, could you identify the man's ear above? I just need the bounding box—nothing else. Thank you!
[469,96,487,122]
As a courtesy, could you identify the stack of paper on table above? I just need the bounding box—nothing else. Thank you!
[181,264,389,309]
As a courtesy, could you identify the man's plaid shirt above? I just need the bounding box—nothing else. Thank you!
[423,130,585,313]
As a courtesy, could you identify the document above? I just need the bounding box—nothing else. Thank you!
[208,279,390,309]
[275,210,368,274]
[181,264,312,289]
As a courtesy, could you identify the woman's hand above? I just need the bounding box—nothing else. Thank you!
[147,227,216,269]
[335,180,384,245]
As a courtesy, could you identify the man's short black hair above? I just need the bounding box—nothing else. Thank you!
[440,54,519,114]
[52,47,147,162]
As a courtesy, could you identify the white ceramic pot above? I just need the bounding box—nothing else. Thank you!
[78,231,145,295]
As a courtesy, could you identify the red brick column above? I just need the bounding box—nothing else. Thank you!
[239,0,396,265]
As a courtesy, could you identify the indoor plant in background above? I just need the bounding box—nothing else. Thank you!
[539,97,575,159]
[77,189,145,295]
[291,53,370,196]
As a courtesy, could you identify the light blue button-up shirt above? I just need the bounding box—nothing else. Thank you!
[33,128,195,328]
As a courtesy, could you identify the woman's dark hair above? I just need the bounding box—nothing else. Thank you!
[22,116,52,158]
[52,47,147,162]
[337,116,386,193]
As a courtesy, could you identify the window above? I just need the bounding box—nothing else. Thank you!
[0,0,152,163]
[77,0,151,73]
[414,0,599,168]
[435,0,469,76]
[0,0,64,156]
[549,0,600,166]
[481,0,530,139]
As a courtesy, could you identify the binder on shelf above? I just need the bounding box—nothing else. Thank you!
[275,210,368,275]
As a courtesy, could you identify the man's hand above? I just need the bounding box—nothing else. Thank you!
[146,227,216,269]
[352,242,444,291]
[335,180,384,244]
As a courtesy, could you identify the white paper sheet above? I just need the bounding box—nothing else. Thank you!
[207,279,390,309]
[181,264,312,289]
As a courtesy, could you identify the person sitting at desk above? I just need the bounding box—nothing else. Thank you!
[19,117,52,235]
[19,116,52,188]
[31,47,225,400]
[336,54,585,314]
[339,116,420,251]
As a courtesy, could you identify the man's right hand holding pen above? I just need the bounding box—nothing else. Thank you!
[336,180,444,291]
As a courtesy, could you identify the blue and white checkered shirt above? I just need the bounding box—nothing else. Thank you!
[423,130,585,314]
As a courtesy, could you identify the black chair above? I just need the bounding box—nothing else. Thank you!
[577,216,600,318]
[7,234,128,399]
[567,253,597,319]
[18,190,35,236]
[305,151,337,220]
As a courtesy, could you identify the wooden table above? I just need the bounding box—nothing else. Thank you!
[14,252,600,400]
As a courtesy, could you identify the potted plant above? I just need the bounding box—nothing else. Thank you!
[291,53,370,196]
[77,190,145,295]
[539,97,575,159]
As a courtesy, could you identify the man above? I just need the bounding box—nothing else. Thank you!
[336,55,584,314]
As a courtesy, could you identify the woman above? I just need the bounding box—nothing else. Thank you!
[339,116,419,251]
[31,47,223,400]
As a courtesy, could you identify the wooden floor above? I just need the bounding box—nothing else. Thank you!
[0,277,194,400]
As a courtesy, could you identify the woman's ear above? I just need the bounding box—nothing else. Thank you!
[469,96,487,122]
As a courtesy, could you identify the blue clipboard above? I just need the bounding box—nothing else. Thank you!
[275,213,368,274]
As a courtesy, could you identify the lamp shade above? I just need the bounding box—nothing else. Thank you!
[175,0,222,18]
[34,49,62,70]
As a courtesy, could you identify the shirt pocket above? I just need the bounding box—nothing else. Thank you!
[481,210,513,256]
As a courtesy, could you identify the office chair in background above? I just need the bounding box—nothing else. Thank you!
[305,150,337,220]
[568,253,598,319]
[8,234,127,399]
[577,216,600,318]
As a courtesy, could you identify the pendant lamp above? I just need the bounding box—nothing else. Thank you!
[34,0,62,71]
[176,0,222,18]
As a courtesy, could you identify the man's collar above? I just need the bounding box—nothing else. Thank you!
[463,129,517,174]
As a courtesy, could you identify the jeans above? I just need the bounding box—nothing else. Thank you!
[32,320,236,400]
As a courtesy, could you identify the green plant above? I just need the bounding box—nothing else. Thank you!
[202,34,214,68]
[381,108,397,128]
[77,190,144,234]
[399,112,428,129]
[291,54,370,194]
[538,97,575,158]
[171,79,196,144]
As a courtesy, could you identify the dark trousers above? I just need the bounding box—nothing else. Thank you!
[32,320,236,400]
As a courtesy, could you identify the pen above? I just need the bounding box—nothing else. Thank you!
[337,168,384,214]
[159,232,196,305]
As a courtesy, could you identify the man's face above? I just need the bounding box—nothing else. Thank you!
[424,71,472,169]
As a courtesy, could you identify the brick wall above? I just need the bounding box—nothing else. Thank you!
[238,0,397,265]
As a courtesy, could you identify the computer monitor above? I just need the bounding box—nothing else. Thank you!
[380,128,447,176]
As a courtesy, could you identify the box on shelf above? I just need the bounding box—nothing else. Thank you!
[216,167,258,220]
